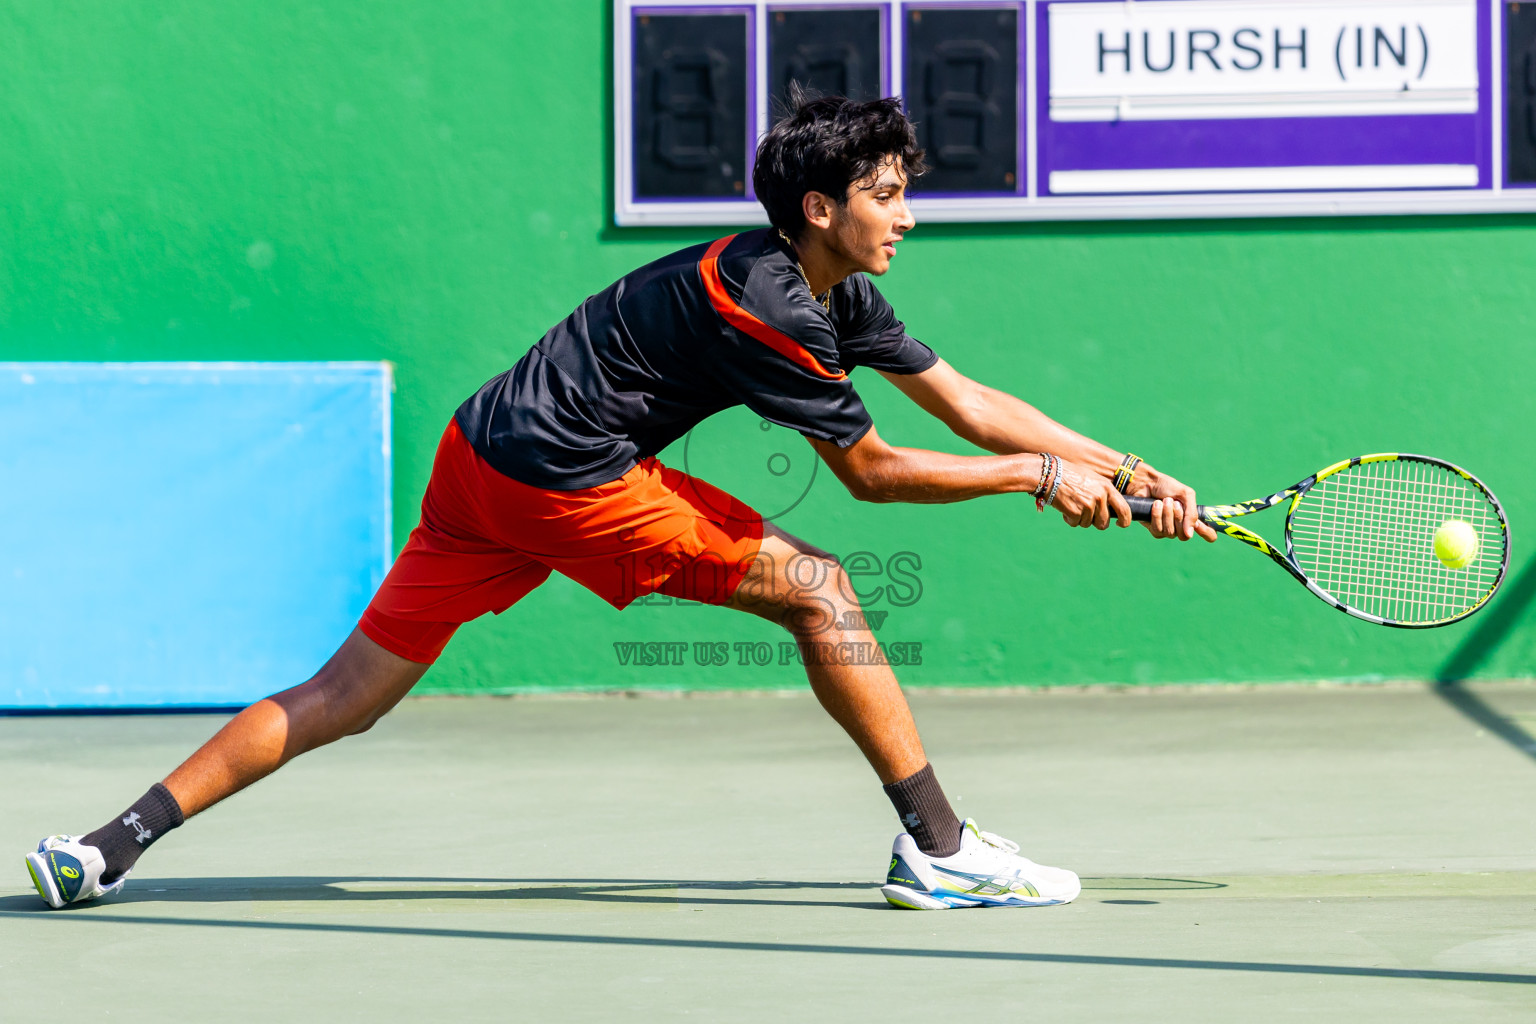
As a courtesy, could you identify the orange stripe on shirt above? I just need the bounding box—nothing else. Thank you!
[699,234,848,381]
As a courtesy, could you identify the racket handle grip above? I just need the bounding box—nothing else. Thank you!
[1124,496,1209,522]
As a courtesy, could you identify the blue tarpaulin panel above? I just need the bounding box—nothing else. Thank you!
[0,362,392,709]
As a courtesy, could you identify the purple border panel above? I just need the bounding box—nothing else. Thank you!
[1035,0,1494,196]
[1045,114,1481,172]
[1036,0,1052,197]
[631,5,758,205]
[748,7,758,199]
[1477,0,1494,188]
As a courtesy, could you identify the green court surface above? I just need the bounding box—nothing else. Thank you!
[5,683,1536,1021]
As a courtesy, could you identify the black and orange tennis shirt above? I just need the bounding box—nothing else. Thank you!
[455,228,938,490]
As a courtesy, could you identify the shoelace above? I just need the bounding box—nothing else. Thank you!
[975,829,1020,855]
[973,829,1052,875]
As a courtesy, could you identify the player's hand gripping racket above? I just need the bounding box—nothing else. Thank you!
[1125,454,1509,627]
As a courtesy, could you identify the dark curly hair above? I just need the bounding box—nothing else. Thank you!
[752,86,927,239]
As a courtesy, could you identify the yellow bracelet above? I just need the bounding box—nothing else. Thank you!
[1114,454,1141,494]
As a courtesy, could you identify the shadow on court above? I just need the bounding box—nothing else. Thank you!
[5,905,1534,987]
[0,875,1225,914]
[1,877,878,913]
[1435,552,1536,762]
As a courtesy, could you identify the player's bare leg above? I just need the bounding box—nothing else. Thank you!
[164,628,429,816]
[25,629,427,907]
[725,523,1081,909]
[724,523,926,785]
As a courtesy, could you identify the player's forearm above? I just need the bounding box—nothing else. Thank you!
[845,445,1042,504]
[957,385,1123,479]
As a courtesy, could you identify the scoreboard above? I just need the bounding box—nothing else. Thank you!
[614,0,1536,224]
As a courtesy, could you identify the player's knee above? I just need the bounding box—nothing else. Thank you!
[347,712,384,736]
[304,670,390,740]
[781,551,844,599]
[338,685,400,737]
[780,553,856,635]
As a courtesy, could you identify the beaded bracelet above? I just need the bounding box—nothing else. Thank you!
[1032,452,1051,498]
[1113,453,1142,494]
[1045,458,1065,510]
[1035,454,1059,512]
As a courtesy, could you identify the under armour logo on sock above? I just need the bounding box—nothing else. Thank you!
[122,811,153,845]
[902,812,922,828]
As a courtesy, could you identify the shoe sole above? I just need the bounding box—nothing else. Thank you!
[881,883,1074,910]
[24,852,65,909]
[881,884,950,910]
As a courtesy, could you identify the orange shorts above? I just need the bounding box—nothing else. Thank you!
[359,420,764,664]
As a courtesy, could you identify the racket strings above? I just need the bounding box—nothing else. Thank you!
[1351,462,1494,619]
[1288,458,1504,625]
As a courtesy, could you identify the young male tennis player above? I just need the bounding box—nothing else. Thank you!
[27,93,1215,912]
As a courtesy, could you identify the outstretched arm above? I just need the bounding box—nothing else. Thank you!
[878,358,1216,541]
[810,424,1132,531]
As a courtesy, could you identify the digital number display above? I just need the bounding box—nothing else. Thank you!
[1507,1,1536,183]
[770,8,885,105]
[632,11,751,199]
[614,1,1536,224]
[905,6,1019,194]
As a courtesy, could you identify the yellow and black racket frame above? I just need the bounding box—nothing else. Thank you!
[1125,453,1510,628]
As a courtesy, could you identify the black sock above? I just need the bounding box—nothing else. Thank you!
[83,783,184,883]
[882,763,963,858]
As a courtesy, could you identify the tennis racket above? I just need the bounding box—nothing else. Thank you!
[1125,453,1509,628]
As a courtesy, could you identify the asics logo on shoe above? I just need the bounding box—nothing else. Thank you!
[902,812,922,828]
[886,854,923,888]
[935,868,1040,899]
[123,811,153,845]
[48,850,87,902]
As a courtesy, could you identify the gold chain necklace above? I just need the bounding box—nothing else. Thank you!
[778,229,831,311]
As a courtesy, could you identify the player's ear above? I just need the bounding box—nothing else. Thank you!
[801,190,835,231]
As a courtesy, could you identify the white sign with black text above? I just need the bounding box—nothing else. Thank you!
[1049,0,1479,122]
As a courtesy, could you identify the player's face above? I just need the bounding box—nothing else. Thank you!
[829,157,915,276]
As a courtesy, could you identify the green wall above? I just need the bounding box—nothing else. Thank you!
[4,2,1533,692]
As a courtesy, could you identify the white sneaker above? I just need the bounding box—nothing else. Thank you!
[881,819,1080,909]
[24,835,129,909]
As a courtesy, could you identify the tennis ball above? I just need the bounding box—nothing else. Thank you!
[1433,519,1479,570]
